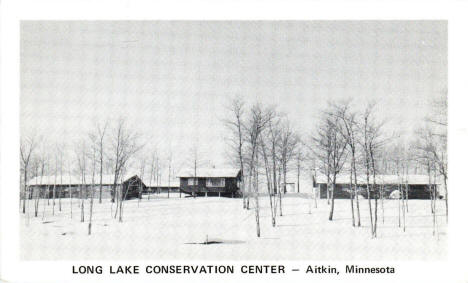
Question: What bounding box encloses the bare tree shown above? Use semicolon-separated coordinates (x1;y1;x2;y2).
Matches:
89;140;97;235
313;107;348;221
41;153;51;220
311;122;333;206
416;127;441;235
244;103;275;237
67;159;73;219
34;149;48;218
263;115;283;226
332;101;361;227
20;135;36;214
89;122;108;204
147;148;158;200
75;139;88;223
278;120;299;216
361;103;385;238
296;141;304;194
259;131;280;227
188;142;205;197
52;151;57;216
224;96;247;208
424;97;447;222
56;144;65;212
167;151;173;198
138;156;146;205
109;118;141;203
388;142;407;231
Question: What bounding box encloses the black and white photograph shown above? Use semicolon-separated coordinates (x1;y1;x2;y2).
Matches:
18;20;447;261
2;1;468;282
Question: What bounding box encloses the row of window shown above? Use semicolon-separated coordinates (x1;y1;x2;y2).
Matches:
187;178;225;187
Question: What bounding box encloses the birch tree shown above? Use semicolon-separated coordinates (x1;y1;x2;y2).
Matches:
89;122;108;204
361;103;385;238
245;103;274;237
332;102;361;227
424;97;447;221
75;140;88;223
20;135;36;214
109;119;141;203
224;96;247;208
313;108;348;221
278;120;299;216
88;140;97;235
147;148;158;200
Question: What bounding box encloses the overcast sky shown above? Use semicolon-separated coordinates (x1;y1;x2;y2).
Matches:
21;21;447;171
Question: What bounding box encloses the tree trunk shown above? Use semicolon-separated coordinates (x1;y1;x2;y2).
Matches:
373;190;378;238
22;172;27;214
34;187;40;217
52;182;56;216
366;182;374;235
80;185;85;223
42;185;48;220
329;182;335;221
280;164;287;216
443;175;448;223
352;157;361;227
261;141;276;227
69;184;73;219
402;183;407;232
381;184;384;224
349;171;355;227
88;185;94;235
398;184;401;228
255;153;261;237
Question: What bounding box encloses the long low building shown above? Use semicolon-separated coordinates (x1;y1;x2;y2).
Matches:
140;176;180;194
26;174;145;200
314;174;441;200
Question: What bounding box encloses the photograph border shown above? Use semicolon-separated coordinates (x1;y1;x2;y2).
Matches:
2;1;468;282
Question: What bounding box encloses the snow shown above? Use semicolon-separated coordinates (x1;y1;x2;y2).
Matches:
20;193;447;260
389;190;401;199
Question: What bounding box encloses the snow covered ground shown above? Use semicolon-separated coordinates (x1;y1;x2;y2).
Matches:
20;193;447;260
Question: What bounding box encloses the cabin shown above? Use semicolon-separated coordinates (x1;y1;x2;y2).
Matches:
178;168;241;197
315;174;440;200
26;174;145;201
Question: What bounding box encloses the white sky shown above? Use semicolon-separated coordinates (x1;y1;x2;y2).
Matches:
20;21;447;171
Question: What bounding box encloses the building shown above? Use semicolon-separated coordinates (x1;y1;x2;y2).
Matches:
143;181;180;194
140;175;180;195
314;174;440;200
26;173;145;200
178;168;241;197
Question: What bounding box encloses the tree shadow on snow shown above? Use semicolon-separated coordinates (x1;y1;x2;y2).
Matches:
184;238;245;245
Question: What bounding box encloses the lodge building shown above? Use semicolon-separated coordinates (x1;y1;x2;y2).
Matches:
178;168;242;197
314;174;441;200
26;174;146;200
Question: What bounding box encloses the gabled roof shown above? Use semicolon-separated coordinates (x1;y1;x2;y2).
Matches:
178;168;240;178
27;173;140;186
315;174;441;185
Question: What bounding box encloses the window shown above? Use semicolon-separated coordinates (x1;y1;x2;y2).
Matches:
207;178;225;187
188;178;198;186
